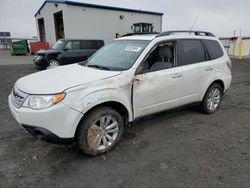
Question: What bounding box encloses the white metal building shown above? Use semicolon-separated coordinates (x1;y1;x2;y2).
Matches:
35;0;163;46
220;37;250;59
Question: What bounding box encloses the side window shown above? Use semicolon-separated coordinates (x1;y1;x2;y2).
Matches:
65;41;80;50
140;42;175;73
178;40;206;66
80;41;103;50
89;41;98;49
87;41;104;49
203;40;224;60
80;41;91;50
96;41;104;49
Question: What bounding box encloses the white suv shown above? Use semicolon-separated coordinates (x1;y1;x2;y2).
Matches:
9;31;232;156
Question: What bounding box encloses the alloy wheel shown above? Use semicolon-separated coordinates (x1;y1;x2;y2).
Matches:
49;60;60;67
87;115;119;152
207;88;221;111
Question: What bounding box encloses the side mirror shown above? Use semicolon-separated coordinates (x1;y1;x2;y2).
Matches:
136;64;145;75
64;47;69;51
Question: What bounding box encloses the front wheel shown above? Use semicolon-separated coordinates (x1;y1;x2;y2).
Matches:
77;107;124;156
201;83;223;114
48;59;60;67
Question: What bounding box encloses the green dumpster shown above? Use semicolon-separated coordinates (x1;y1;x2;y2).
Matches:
11;40;30;55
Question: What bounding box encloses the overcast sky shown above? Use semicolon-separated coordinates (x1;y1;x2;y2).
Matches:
0;0;249;38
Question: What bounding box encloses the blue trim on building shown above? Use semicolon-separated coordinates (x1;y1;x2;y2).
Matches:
35;0;164;17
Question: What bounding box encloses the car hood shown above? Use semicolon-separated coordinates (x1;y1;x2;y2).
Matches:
15;64;121;94
37;49;60;55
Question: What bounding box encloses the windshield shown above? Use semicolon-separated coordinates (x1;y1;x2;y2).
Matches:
52;40;64;50
86;40;150;71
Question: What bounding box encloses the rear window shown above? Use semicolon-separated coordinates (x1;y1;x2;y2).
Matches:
203;40;224;60
178;40;206;66
80;41;104;50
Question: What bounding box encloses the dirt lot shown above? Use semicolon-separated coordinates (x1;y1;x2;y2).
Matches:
0;59;250;188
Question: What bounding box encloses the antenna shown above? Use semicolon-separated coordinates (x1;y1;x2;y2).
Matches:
233;30;236;37
190;16;198;32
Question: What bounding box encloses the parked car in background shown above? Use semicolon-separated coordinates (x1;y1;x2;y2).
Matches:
9;31;232;156
33;39;104;69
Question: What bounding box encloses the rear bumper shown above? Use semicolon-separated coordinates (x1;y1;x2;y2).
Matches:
224;74;232;93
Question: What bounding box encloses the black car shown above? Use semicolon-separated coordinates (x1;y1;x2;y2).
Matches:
33;39;104;68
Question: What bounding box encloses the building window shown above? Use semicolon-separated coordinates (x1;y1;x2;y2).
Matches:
133;23;154;33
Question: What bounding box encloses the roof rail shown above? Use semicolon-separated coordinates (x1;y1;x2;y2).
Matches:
156;30;215;38
122;32;160;37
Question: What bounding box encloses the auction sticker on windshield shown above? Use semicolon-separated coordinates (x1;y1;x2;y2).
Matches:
125;46;142;52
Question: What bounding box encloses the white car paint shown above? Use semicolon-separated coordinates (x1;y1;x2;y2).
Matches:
9;33;232;139
8;96;82;138
133;66;183;118
16;64;121;94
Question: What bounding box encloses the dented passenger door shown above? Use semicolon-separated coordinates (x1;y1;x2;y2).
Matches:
133;41;183;118
133;67;183;118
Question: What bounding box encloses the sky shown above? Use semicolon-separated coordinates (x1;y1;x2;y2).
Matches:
0;0;250;38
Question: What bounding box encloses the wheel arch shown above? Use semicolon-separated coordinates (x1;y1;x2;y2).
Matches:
201;79;225;101
47;53;61;63
212;79;225;92
48;58;60;63
74;101;130;139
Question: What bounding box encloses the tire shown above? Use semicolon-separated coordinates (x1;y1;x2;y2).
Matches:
201;83;223;114
77;106;124;156
35;65;46;70
48;59;60;67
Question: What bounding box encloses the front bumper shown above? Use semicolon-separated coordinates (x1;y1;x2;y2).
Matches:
21;124;74;144
33;56;48;67
8;95;83;142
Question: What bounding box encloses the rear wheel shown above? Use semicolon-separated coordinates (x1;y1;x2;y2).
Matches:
77;107;124;156
201;83;222;114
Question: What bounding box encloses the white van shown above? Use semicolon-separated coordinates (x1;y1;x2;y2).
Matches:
9;31;232;156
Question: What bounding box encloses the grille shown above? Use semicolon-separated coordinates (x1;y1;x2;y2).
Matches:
11;88;28;108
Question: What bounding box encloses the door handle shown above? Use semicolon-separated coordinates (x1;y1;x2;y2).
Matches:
205;66;213;71
171;73;182;78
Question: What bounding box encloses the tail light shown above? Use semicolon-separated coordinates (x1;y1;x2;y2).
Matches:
226;59;232;71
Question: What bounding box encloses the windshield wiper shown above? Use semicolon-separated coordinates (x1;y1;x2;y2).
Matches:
86;64;110;70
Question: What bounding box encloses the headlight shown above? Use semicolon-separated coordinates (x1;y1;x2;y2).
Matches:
36;56;43;61
26;93;65;110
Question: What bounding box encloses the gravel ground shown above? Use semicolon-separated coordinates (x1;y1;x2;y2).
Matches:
0;59;250;188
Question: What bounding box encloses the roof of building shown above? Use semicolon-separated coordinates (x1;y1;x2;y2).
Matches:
35;0;164;17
